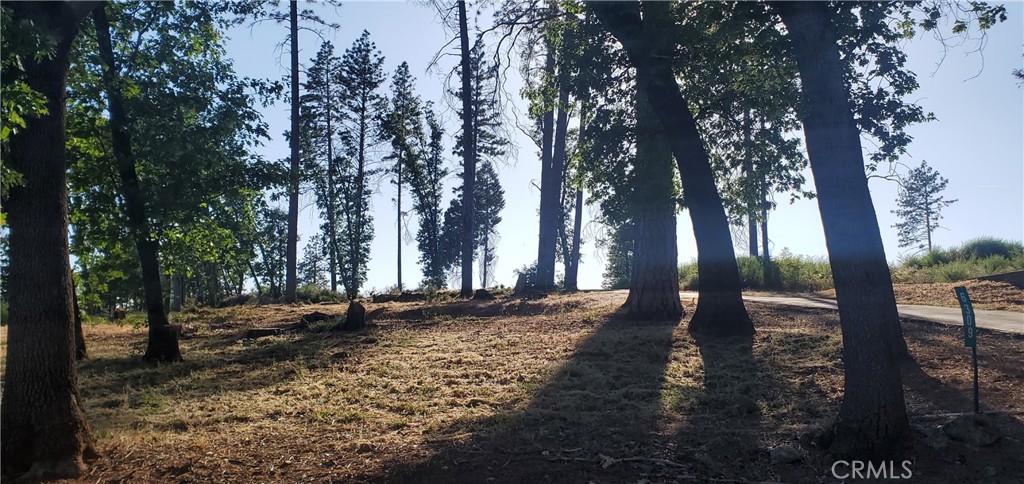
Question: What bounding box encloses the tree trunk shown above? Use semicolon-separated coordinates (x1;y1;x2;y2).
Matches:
622;89;683;321
2;3;97;478
590;1;752;336
743;109;758;257
564;187;584;291
93;5;181;363
535;39;558;290
457;0;476;298
73;280;87;360
325;67;339;293
284;0;300;303
775;0;909;459
396;153;403;292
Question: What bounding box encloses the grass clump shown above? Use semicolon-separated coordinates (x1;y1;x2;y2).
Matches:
895;237;1024;283
679;253;833;292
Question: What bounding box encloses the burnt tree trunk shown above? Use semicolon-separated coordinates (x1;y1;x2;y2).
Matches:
534;39;558;290
590;1;752;336
93;5;181;363
284;0;300;302
622;90;683;321
457;0;476;298
2;2;97;478
775;0;910;459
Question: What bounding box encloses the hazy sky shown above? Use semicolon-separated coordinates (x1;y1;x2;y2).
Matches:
224;1;1024;293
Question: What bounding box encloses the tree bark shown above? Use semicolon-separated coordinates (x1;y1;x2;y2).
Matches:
457;0;476;298
2;2;97;478
589;1;752;336
534;39;558;290
325;64;339;293
775;0;909;459
622;89;683;321
93;4;181;363
564;187;584;291
284;0;300;302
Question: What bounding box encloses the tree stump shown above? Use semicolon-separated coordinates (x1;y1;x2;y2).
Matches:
340;301;366;331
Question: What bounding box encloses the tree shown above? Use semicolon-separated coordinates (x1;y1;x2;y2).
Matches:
301;41;342;293
284;0;300;302
774;1;909;458
298;233;329;288
335;30;385;299
456;0;476;298
381;61;426;293
588;1;752;334
406;104;450;288
474;160;506;288
893;160;957;253
1;1;98;478
92;3;181;363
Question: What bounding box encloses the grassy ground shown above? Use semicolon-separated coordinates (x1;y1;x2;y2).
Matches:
2;292;1023;483
815;280;1024;312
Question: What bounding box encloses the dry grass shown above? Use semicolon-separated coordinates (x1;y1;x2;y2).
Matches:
2;291;1023;483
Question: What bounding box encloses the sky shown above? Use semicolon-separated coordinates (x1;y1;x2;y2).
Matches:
223;1;1024;293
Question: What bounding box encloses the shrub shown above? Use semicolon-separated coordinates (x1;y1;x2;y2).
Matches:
296;284;346;303
956;237;1024;260
678;261;699;290
735;256;765;289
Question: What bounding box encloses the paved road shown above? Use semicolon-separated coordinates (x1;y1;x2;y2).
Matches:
679;291;1024;335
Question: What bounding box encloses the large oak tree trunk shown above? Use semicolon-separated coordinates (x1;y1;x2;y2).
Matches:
590;1;752;336
623;90;683;320
2;2;97;478
284;0;300;302
93;4;181;363
775;1;909;459
457;0;476;298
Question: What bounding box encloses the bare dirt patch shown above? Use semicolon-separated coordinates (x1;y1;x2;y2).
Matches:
3;291;1022;483
817;280;1024;312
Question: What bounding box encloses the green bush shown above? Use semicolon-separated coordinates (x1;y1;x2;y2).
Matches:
735;256;765;289
296;284;346;303
678;261;699;290
956;237;1024;260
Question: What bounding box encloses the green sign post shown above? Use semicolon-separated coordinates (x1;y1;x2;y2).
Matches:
954;286;980;413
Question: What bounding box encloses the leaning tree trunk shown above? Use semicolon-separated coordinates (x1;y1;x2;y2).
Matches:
457;0;476;298
2;2;97;478
534;40;558;290
590;1;752;336
775;0;909;459
93;5;181;363
284;0;300;303
622;90;683;320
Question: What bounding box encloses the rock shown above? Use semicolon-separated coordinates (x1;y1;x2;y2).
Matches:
943;414;1002;447
473;288;495;300
770;445;803;464
339;301;366;331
